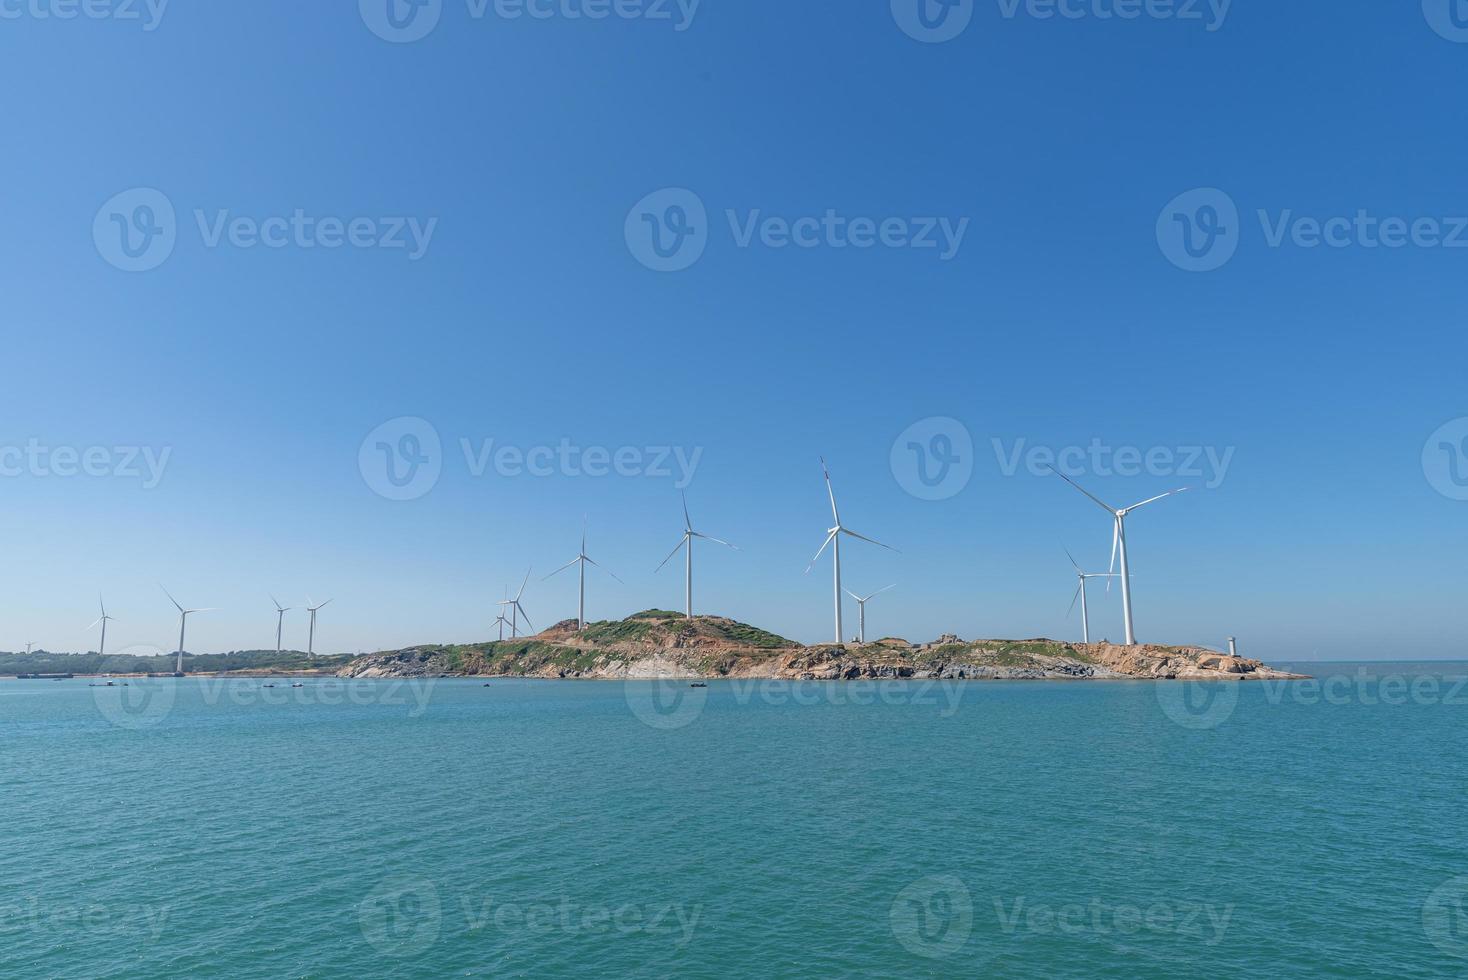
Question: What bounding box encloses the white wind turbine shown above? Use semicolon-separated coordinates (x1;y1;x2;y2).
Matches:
547;519;622;631
1064;549;1117;646
1046;468;1188;646
305;598;333;658
87;595;116;659
655;492;738;619
270;595;292;655
843;584;895;644
163;586;216;674
497;569;534;638
807;458;897;645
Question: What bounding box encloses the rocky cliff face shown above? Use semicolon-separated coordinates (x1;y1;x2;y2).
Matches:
337;611;1308;682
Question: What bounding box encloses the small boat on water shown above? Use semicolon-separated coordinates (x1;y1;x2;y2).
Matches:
690;682;708;688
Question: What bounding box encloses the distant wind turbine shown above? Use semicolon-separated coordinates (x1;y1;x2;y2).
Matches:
305;598;333;658
1064;549;1117;645
843;584;895;644
1046;467;1188;646
497;569;534;638
655;492;738;619
547;519;622;631
270;595;292;655
163;586;216;674
87;595;116;659
807;458;897;645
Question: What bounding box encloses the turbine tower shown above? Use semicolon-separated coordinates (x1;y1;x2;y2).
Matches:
163;586;216;674
655;492;738;619
1046;468;1188;646
305;598;333;658
806;458;897;645
497;569;534;638
270;595;292;655
87;595;116;658
1064;549;1117;645
547;519;622;631
843;584;895;644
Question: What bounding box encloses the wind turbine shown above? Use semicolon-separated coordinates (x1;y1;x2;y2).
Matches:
655;492;738;619
87;595;116;658
162;586;216;674
547;519;622;630
806;458;897;645
1045;467;1188;646
270;595;292;655
305;598;333;658
1064;549;1117;645
497;569;534;638
843;584;895;644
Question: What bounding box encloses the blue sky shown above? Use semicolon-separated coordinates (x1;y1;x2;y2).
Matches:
1;1;1465;660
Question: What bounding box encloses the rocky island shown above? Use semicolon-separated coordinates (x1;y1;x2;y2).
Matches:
337;610;1308;682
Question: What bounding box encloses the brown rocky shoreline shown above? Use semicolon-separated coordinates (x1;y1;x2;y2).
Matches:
336;611;1310;682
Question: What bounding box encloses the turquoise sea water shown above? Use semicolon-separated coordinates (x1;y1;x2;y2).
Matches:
4;664;1468;978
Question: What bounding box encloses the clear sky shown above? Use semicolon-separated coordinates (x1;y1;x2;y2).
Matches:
2;1;1465;661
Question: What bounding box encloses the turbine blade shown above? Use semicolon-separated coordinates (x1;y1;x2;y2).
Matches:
820;457;841;525
86;617;103;630
805;529;838;573
516;567;532;600
160;585;183;612
844;589;861;602
583;556;624;584
270;593;284;612
874;584;896;597
681;491;692;532
1043;465;1116;514
1122;487;1191;513
514;603;533;632
1107;519;1120;593
655;536;689;573
840;527;898;553
544;558;581;580
1063;547;1082;573
692;532;738;550
1067;582;1082;617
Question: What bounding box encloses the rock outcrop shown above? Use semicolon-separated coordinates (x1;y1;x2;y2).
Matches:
337;611;1308;682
